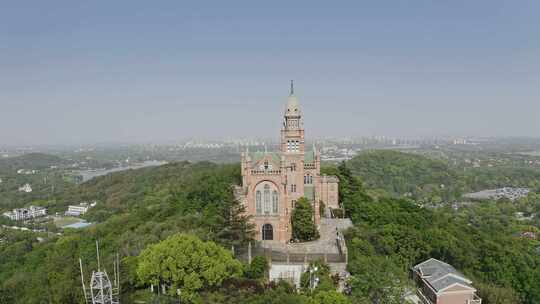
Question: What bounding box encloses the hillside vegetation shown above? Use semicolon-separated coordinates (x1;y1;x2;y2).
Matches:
346;150;462;201
0;155;539;303
334;161;540;304
0;153;75;210
346;150;540;202
0;161;258;303
0;153;68;172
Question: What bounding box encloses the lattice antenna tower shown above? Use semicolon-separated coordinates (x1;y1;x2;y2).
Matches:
79;241;120;304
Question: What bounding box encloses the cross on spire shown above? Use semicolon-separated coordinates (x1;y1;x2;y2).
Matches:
290;80;294;96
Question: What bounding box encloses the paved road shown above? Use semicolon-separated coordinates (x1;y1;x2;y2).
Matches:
262;218;352;254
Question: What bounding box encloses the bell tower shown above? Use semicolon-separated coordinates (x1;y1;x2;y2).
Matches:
281;80;305;154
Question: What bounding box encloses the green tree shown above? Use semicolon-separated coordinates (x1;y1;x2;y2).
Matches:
291;197;319;241
311;290;351;304
476;282;522;304
136;233;243;303
334;161;374;221
300;261;334;294
215;193;255;248
244;256;269;280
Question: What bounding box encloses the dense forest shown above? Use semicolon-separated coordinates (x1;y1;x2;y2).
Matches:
0;151;539;303
345;150;463;201
346;150;540;202
0;153;68;172
0;153;76;210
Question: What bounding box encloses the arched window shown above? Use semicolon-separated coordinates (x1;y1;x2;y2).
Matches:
256;191;262;214
264;161;269;170
262;224;273;240
264;184;271;214
272;190;279;214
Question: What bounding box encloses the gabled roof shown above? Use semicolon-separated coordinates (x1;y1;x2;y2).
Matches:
248;152;281;169
413;258;474;292
249;152;281;162
304;150;315;163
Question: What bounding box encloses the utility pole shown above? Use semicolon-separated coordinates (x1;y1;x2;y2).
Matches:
309;266;319;292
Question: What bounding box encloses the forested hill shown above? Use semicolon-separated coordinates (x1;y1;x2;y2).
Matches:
0;159;539;303
345;150;540;201
60;161;242;220
0;153;68;172
346;150;462;200
0;161;252;303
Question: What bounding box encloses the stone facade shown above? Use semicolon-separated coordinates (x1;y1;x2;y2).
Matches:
237;83;339;243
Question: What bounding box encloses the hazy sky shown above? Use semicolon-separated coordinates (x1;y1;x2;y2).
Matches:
1;1;539;145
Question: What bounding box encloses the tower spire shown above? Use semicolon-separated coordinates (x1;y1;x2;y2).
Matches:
290;80;294;96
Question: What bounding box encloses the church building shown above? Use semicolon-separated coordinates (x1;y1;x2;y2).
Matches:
237;82;339;243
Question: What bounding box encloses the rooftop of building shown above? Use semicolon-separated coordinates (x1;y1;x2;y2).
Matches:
246;150;317;167
413;258;474;292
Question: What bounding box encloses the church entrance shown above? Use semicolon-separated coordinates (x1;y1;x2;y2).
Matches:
262;224;273;240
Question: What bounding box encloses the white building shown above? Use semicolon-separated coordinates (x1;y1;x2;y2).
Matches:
269;264;306;288
18;183;32;193
65;201;97;216
3;206;47;221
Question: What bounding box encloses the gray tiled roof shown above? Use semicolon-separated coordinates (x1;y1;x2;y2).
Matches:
304;150;315;163
431;275;472;291
248;151;316;167
249;152;281;163
413;258;473;292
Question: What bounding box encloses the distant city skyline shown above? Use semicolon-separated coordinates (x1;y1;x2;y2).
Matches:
1;1;539;145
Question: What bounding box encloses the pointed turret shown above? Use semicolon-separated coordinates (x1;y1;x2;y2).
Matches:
281;81;305;153
285;80;300;116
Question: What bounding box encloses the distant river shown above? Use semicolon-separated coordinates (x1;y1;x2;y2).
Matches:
76;160;168;182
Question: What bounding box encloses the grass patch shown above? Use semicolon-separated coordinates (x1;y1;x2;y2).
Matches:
54;216;83;228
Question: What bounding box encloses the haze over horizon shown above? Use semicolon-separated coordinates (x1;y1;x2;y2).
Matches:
1;1;539;145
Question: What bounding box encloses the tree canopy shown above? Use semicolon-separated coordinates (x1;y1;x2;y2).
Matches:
137;233;243;302
291;197;319;241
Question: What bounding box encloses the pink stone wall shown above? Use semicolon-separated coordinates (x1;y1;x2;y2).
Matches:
239;94;339;243
438;292;475;304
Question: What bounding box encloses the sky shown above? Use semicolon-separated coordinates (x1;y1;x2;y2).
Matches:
1;1;539;145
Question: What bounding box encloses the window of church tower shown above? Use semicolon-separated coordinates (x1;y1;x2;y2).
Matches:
287;140;300;152
290;184;296;192
263;184;271;214
291;163;296;171
256;190;262;214
272;190;278;214
264;161;269;170
292;140;300;152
